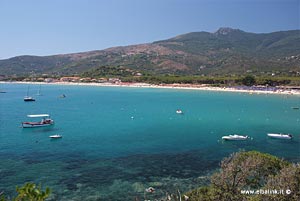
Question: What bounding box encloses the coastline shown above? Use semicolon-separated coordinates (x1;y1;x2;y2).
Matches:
1;81;300;95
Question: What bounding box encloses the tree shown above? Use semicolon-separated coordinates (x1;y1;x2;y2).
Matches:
241;75;256;86
186;151;299;201
210;151;289;200
262;163;300;201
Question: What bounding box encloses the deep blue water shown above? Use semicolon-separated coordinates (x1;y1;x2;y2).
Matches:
0;83;299;200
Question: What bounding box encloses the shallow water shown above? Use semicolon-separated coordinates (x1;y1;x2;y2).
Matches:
0;83;299;200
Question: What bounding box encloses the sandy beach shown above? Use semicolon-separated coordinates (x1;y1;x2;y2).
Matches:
1;81;300;95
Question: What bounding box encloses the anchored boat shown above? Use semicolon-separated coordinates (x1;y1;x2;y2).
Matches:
267;133;293;139
222;134;249;141
24;86;35;101
176;109;183;114
24;96;35;101
49;134;62;139
21;114;54;128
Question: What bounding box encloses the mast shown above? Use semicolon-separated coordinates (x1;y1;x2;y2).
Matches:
27;86;30;96
37;84;42;96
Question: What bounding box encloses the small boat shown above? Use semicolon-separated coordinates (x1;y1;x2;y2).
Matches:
22;114;54;128
176;109;183;114
267;133;293;139
24;96;35;101
59;94;66;98
222;134;249;141
291;107;299;110
49;134;62;139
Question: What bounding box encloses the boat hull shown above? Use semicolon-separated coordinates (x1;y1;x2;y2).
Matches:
222;135;249;141
49;135;62;139
24;99;35;102
22;122;54;128
222;137;248;141
267;133;292;139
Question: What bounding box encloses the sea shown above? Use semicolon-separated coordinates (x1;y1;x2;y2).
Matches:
0;83;299;200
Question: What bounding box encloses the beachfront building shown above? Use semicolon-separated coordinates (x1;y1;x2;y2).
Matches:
60;77;81;82
97;78;108;83
79;77;92;82
108;78;121;84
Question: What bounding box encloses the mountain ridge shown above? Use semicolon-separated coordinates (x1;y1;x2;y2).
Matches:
1;28;300;77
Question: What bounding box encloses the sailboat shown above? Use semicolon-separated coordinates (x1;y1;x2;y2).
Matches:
24;86;35;101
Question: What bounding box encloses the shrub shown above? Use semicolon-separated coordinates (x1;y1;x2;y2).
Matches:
186;151;298;201
1;183;50;201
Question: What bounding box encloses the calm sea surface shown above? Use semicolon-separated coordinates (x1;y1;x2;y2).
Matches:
0;83;299;200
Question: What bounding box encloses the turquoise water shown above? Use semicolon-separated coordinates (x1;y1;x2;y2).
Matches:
0;83;300;200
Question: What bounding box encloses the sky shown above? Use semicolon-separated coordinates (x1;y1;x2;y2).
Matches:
0;0;299;59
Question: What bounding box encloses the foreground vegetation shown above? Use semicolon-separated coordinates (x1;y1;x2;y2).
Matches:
186;151;300;201
1;151;299;201
0;183;50;201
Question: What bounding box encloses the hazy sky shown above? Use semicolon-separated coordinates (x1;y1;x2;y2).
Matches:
0;0;299;59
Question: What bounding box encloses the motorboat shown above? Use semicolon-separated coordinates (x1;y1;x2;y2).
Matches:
222;134;249;141
176;109;183;114
267;133;293;139
49;134;62;139
22;114;54;128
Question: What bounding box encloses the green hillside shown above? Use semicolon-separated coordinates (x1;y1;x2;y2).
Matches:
0;28;299;77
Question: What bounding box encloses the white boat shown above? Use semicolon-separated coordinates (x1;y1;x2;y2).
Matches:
22;114;54;128
176;109;183;114
222;134;249;141
267;133;293;139
24;96;35;101
49;134;62;139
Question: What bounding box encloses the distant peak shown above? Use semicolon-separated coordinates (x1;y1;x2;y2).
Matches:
214;27;242;35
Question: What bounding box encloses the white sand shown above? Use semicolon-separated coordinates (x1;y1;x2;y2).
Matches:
2;81;300;95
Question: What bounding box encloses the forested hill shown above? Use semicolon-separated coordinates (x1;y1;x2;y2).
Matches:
1;28;299;77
